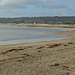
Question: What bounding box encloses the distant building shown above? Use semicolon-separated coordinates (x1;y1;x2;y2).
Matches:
57;21;63;24
34;22;36;24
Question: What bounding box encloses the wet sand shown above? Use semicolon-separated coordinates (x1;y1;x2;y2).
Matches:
0;24;75;75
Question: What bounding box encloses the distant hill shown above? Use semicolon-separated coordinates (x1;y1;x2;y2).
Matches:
0;16;75;24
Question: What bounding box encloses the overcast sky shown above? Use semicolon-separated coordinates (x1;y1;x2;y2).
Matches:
0;0;75;17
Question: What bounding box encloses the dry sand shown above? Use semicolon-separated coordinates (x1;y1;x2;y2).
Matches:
0;24;75;75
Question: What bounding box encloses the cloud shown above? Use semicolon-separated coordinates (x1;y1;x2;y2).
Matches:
72;0;75;1
0;0;70;10
0;0;40;8
0;0;38;8
0;0;74;17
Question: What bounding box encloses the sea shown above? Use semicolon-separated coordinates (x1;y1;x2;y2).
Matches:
0;25;71;45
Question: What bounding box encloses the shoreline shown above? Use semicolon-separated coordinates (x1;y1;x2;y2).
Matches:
0;23;75;31
0;24;75;75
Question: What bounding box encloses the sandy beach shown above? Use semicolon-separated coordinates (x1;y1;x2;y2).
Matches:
0;24;75;75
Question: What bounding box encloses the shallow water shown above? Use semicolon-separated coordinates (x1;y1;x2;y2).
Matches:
0;25;71;45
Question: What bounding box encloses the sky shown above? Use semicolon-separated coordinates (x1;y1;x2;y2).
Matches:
0;0;75;17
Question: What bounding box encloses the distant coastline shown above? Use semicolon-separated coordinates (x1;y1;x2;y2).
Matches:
0;23;75;31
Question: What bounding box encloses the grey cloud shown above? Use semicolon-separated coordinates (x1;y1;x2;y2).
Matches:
0;0;37;8
0;0;39;8
0;0;73;11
